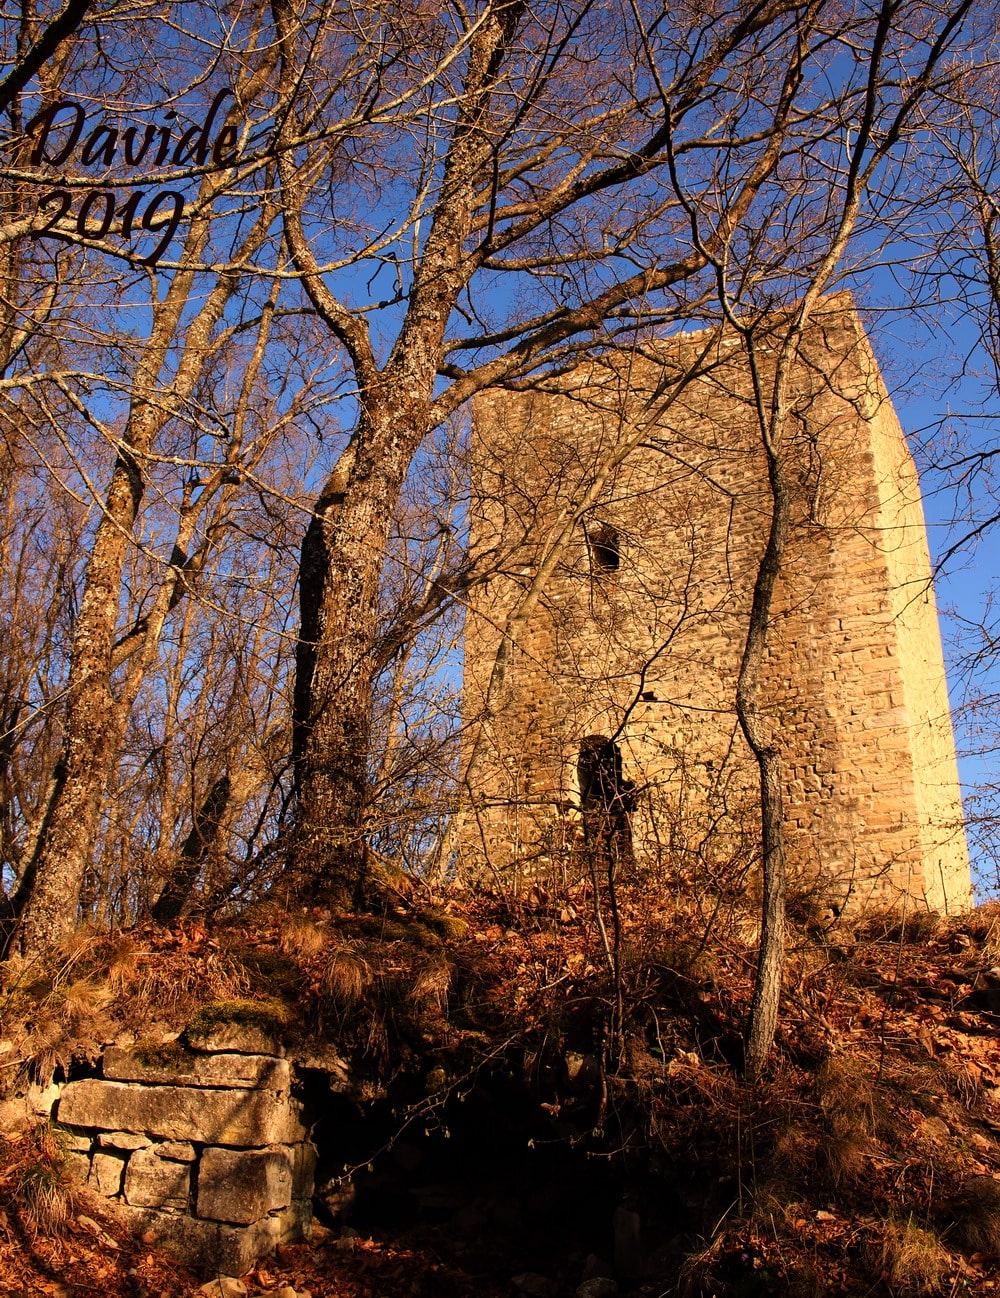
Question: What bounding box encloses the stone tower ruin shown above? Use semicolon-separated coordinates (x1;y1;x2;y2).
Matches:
461;295;971;914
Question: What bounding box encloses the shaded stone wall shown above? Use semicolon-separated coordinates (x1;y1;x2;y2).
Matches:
462;296;970;914
55;1040;315;1274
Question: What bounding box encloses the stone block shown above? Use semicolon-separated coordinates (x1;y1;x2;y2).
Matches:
57;1080;305;1146
295;1043;350;1090
290;1140;318;1199
98;1131;151;1150
197;1146;293;1225
118;1205;279;1274
28;1080;62;1116
272;1197;312;1245
88;1151;126;1196
184;1022;284;1056
65;1151;91;1183
104;1046;291;1092
155;1140;196;1161
57;1127;94;1153
576;1280;618;1298
124;1148;191;1209
199;1281;247;1298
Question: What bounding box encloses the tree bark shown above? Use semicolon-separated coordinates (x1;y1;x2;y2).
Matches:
13;437;152;957
278;0;530;907
292;397;431;906
738;428;791;1079
151;775;232;925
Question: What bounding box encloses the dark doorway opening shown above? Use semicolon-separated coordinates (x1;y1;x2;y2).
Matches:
578;736;635;861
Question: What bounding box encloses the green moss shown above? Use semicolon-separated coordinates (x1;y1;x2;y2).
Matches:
130;1038;194;1071
417;908;470;941
341;909;468;948
351;915;414;943
230;947;303;994
185;997;294;1037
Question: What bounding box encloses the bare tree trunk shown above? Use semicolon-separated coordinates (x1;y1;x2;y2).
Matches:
738;431;791;1078
292;401;428;906
741;752;788;1077
150;774;232;925
13;439;151;956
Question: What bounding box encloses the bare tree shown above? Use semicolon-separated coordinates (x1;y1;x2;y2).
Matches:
270;0;840;904
1;7;322;955
263;0;990;1086
0;0;95;119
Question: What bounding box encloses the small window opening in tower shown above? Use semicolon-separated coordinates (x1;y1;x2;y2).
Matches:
588;521;620;572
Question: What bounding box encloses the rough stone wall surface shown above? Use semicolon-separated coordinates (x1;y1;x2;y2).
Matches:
462;295;971;914
55;1037;315;1275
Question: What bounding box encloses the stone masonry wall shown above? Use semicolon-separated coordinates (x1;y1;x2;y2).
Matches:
54;1035;315;1275
462;295;971;914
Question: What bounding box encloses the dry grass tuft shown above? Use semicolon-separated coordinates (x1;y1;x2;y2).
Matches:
8;1129;82;1235
279;914;327;958
102;934;142;993
59;978;112;1025
816;1055;873;1115
53;925;103;968
944;1060;982;1109
410;959;452;1010
820;1126;870;1186
322;947;372;1005
953;1175;1000;1255
677;1235;724;1298
782;1259;827;1298
767;1124;815;1179
25;1045;60;1088
854;908;942;946
816;1056;873;1185
873;1216;950;1295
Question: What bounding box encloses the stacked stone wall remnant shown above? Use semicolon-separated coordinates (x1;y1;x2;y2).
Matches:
54;1037;316;1275
462;295;971;914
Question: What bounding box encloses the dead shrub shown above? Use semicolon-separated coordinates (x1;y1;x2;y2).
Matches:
873;1216;950;1295
952;1175;1000;1255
